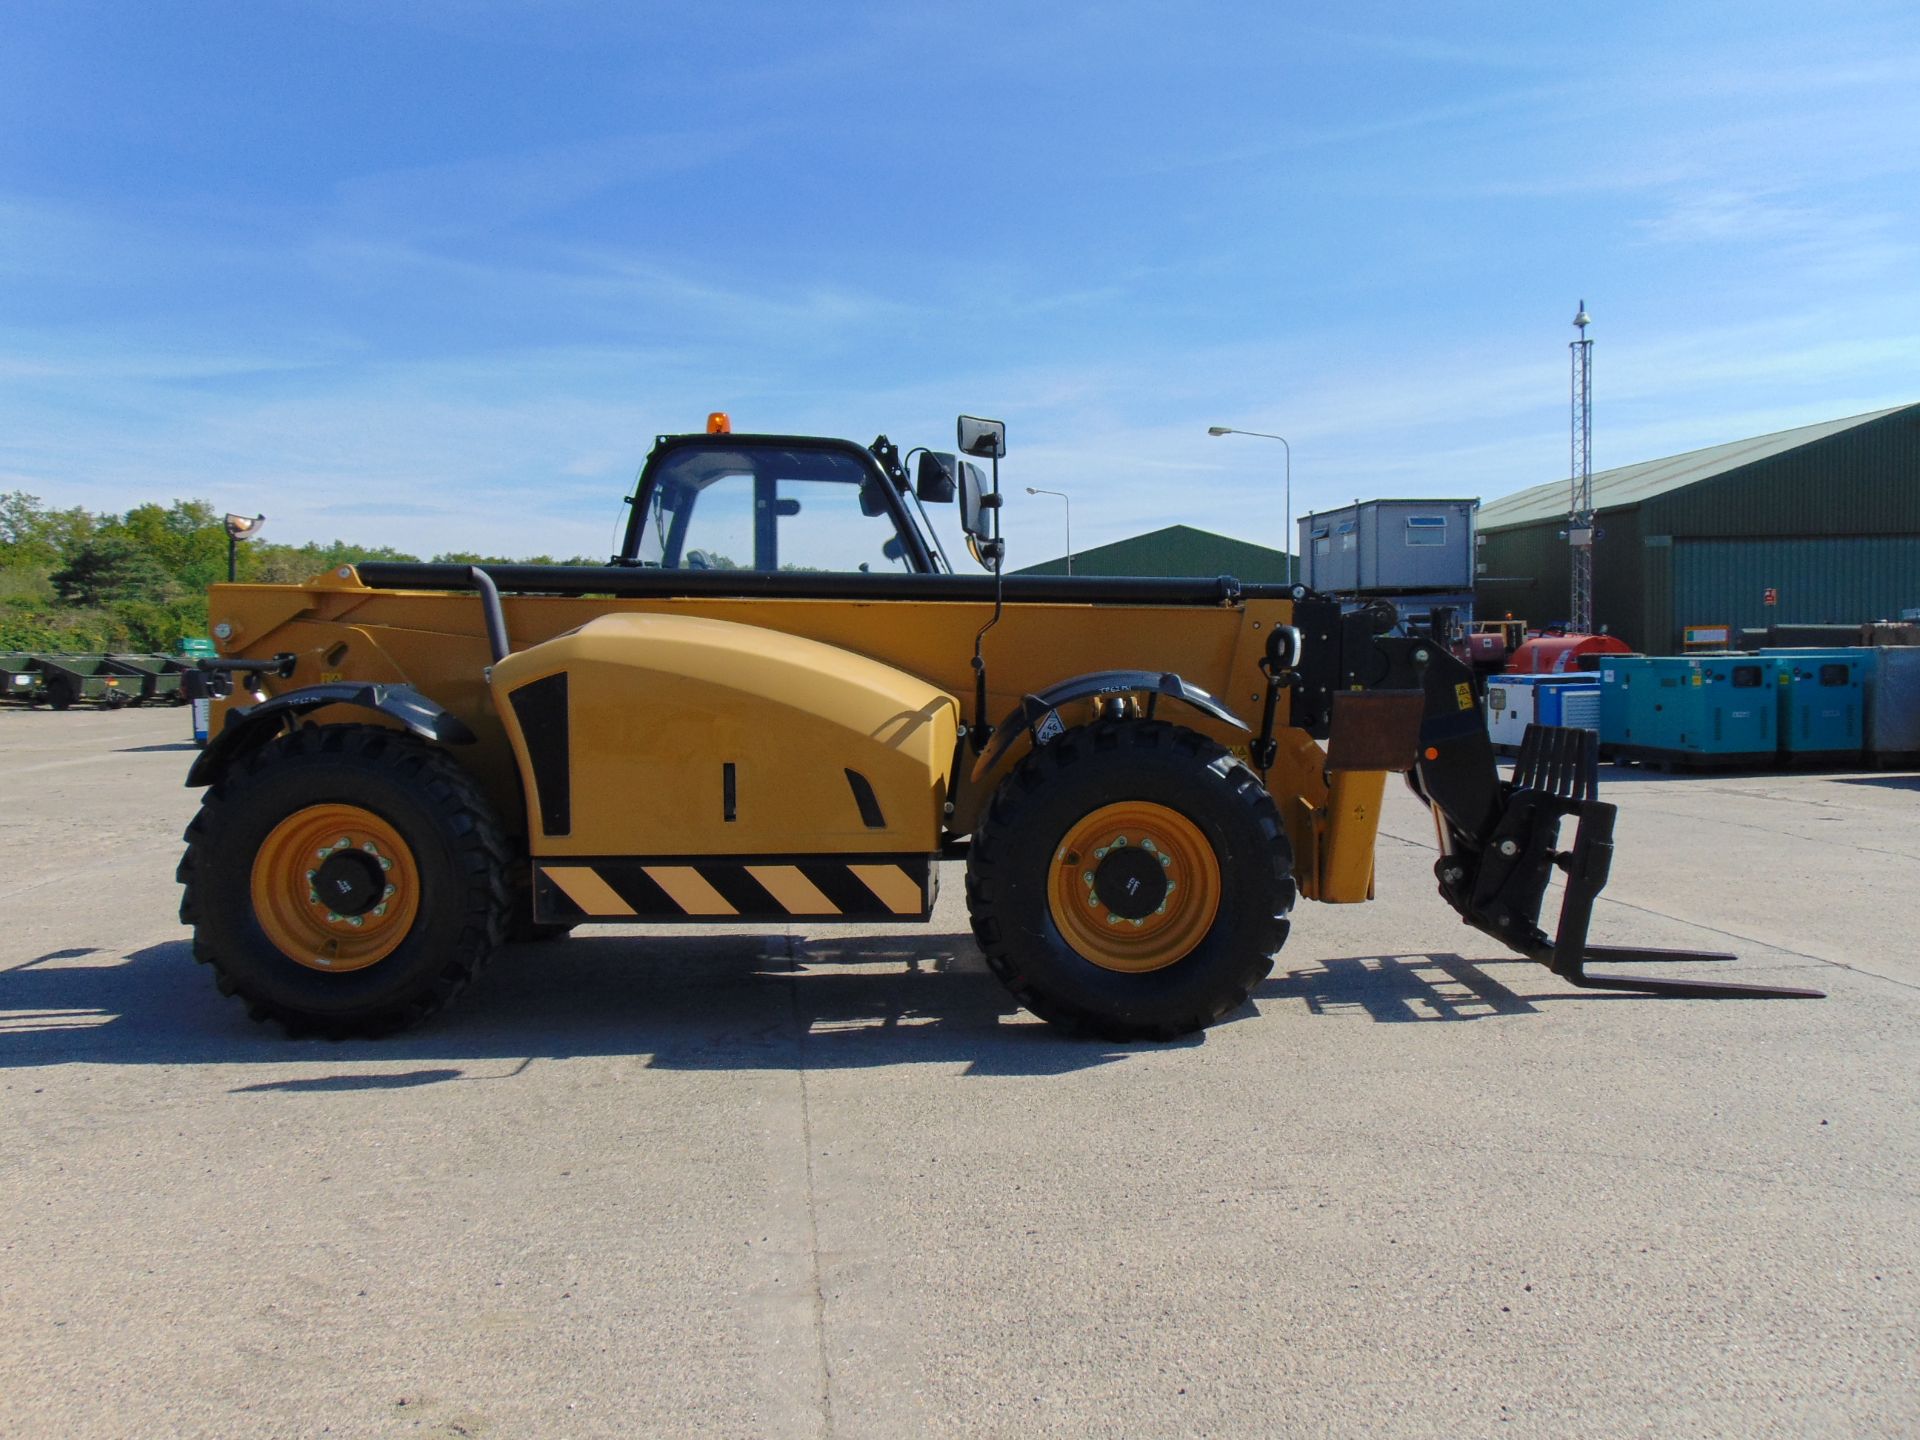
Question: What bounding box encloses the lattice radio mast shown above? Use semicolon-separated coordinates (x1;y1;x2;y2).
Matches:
1569;300;1594;633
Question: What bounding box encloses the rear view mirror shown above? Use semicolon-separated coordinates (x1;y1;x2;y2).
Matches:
858;479;887;517
916;451;958;503
957;415;1006;459
958;461;991;540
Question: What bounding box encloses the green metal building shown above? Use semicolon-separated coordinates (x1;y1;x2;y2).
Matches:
1015;524;1295;582
1477;403;1920;651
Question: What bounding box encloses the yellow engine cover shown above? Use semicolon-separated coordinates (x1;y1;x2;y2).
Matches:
491;612;959;858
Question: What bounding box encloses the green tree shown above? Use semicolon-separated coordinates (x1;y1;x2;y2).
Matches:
0;491;94;568
49;535;179;607
103;500;227;591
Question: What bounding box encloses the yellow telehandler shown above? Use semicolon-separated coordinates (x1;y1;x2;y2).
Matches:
178;414;1819;1037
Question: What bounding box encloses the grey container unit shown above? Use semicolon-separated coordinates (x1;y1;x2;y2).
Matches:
1866;646;1920;764
1298;499;1478;595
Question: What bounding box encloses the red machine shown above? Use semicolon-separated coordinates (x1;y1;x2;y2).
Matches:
1464;618;1527;677
1508;633;1632;674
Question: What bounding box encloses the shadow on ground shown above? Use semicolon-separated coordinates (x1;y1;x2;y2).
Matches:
0;933;1138;1077
1;933;1655;1077
1258;952;1542;1022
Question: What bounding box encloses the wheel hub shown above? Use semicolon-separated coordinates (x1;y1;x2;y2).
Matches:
1047;801;1222;974
1091;845;1169;919
313;849;385;917
251;804;417;972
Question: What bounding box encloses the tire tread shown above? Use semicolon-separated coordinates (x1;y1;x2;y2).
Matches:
178;724;511;1038
966;720;1294;1041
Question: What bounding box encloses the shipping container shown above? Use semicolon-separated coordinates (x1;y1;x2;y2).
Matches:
1298;499;1477;594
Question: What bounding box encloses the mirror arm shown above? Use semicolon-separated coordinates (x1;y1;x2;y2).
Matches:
968;450;1007;752
900;447;953;574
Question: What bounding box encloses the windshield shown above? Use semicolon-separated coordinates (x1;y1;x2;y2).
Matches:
635;445;916;573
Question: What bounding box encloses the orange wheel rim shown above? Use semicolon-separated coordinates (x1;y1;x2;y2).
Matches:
1046;801;1221;973
250;803;420;973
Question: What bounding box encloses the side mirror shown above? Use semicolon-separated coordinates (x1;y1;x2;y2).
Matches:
916;451;958;503
957;415;1006;459
958;460;991;539
858;480;886;518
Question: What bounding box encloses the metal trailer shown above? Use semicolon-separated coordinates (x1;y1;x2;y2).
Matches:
1759;649;1870;763
30;654;135;710
1484;675;1601;754
1599;654;1784;768
103;653;191;705
1;653;43;704
1865;646;1920;765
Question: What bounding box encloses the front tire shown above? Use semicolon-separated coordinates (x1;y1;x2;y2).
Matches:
178;724;511;1036
966;721;1294;1041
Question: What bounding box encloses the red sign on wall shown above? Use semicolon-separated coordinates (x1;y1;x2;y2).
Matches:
1763;587;1778;606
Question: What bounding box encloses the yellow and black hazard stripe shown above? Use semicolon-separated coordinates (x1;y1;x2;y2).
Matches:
532;854;934;923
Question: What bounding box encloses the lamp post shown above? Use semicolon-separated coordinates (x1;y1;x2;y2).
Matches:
1206;426;1292;584
1025;486;1072;575
224;513;267;582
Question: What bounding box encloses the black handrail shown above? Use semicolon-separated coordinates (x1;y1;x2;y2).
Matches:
357;561;1292;608
468;566;510;664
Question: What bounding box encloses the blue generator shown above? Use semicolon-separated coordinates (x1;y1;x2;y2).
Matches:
1759;649;1871;762
1598;654;1783;767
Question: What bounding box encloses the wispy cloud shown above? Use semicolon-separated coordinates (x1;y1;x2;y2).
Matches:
327;129;765;242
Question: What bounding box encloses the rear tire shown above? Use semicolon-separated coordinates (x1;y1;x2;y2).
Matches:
178;724;510;1036
45;677;74;711
966;721;1294;1041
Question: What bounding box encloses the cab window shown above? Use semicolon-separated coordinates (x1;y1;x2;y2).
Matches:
636;445;911;573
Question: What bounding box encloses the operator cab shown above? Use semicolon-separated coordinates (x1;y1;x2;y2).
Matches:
621;423;947;575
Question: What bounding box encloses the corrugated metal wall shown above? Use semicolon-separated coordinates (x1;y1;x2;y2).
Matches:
1672;536;1920;636
1477;404;1920;651
1477;509;1644;643
1645;407;1920;537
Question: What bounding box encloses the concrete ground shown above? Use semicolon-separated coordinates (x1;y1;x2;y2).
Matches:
1;705;1915;1439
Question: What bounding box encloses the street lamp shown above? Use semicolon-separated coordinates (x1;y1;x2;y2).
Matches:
1207;426;1292;585
1025;486;1072;575
224;512;267;582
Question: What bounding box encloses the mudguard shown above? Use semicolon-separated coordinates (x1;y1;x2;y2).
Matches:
970;669;1248;782
185;682;475;787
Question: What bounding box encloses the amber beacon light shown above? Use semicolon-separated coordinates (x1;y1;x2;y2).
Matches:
706;411;732;435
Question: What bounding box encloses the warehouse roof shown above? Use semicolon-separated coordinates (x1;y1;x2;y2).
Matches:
1014;523;1293;580
1478;405;1909;530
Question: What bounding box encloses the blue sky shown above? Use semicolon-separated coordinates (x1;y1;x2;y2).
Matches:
4;1;1917;567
